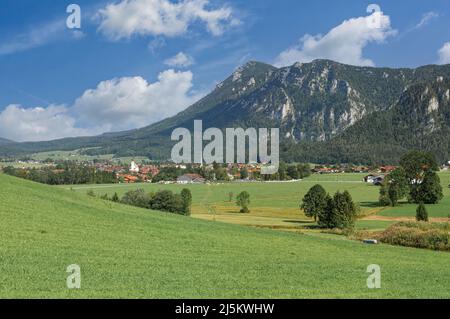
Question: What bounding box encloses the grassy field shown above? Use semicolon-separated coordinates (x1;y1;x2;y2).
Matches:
29;149;149;164
1;173;450;298
379;172;450;218
64;172;450;230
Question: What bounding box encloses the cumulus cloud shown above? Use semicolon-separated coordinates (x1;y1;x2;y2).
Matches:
97;0;237;40
73;69;201;132
438;42;450;64
0;104;99;142
0;70;202;141
274;12;396;67
164;52;195;67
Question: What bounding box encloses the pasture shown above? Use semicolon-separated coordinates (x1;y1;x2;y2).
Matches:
65;172;450;230
1;173;450;298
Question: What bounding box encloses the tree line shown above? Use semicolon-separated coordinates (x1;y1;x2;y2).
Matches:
96;188;192;216
2;164;117;185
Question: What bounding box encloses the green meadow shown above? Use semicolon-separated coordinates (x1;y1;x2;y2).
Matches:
1;172;449;298
65;172;450;230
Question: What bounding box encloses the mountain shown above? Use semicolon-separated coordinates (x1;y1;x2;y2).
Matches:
1;60;450;164
282;77;450;164
0;138;14;146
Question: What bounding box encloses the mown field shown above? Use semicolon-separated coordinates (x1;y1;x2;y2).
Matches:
1;173;450;298
65;172;450;230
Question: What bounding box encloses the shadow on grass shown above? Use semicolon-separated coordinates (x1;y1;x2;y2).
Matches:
283;219;315;225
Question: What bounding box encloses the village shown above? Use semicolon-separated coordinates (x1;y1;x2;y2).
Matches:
3;155;450;186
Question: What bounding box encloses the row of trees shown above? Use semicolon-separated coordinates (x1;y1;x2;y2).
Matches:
99;188;192;216
301;185;358;229
379;151;443;206
3;165;117;185
152;162;311;183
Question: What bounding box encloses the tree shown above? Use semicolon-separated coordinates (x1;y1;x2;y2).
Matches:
301;184;327;221
416;203;428;222
286;165;299;179
297;163;311;179
111;192;119;202
236;191;250;213
400;151;439;182
318;191;357;229
150;190;183;213
412;170;443;204
121;189;151;208
180;188;192;216
278;162;287;180
378;178;391;206
331;191;357;229
317;194;334;228
380;167;409;206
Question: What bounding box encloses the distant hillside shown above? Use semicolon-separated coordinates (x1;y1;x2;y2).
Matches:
1;60;450;164
0;138;13;146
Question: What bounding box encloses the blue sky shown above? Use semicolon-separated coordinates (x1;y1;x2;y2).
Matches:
1;0;450;141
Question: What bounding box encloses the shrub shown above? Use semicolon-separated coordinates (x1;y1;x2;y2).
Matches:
416;203;428;222
377;222;450;251
121;189;151;208
150;190;183;213
236;191;250;213
111;192;119;202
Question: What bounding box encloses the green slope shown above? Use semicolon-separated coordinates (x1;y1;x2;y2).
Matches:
0;173;449;298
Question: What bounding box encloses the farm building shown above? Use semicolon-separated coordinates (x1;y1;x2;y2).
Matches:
177;174;206;184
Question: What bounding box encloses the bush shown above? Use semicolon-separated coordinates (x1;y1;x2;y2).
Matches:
111;192;119;202
416;203;428;222
377;222;450;251
121;189;151;208
236;191;250;213
149;190;183;213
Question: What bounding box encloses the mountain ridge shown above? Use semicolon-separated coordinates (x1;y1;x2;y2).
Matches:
1;59;450;164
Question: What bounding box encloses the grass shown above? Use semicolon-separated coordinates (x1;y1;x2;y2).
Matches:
1;173;450;298
379;172;450;218
29;149;149;164
63;172;450;231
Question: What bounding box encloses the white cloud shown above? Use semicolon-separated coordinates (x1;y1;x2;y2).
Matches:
97;0;236;40
0;104;98;142
164;52;195;67
438;42;450;64
274;12;396;67
414;11;439;30
0;20;64;56
0;70;202;141
73;70;202;132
